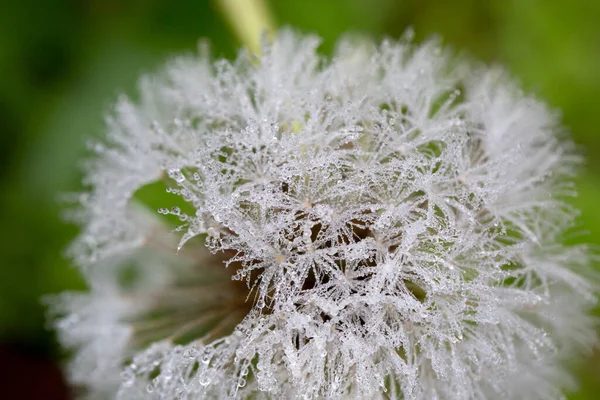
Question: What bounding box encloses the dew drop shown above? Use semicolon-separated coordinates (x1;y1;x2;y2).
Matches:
168;168;186;183
199;375;211;386
121;370;135;387
207;227;220;239
184;347;198;359
257;298;265;309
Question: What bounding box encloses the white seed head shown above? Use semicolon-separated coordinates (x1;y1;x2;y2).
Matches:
51;30;597;399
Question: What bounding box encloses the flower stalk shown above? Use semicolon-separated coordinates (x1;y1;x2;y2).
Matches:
215;0;276;54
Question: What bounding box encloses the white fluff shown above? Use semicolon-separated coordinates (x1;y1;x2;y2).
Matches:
51;29;597;399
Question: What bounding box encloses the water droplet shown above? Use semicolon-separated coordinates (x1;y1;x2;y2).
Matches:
181;189;193;201
257;298;265;309
207;227;220;239
184;347;198;359
121;370;135;387
199;375;211;386
168;168;186;183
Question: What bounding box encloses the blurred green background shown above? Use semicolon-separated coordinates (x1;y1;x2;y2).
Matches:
0;0;599;398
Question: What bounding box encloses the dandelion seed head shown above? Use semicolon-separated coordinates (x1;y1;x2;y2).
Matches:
51;30;597;399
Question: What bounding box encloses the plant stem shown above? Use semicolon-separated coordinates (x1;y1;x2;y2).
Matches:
215;0;276;55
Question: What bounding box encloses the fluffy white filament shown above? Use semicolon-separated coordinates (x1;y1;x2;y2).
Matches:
50;30;597;399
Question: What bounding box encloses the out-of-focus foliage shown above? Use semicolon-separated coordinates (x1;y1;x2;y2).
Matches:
0;0;598;398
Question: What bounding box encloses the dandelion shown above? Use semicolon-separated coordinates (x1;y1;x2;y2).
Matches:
49;29;597;399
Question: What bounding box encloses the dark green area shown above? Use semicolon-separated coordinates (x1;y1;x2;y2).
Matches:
0;0;598;397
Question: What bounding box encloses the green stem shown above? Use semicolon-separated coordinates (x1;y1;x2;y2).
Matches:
215;0;277;55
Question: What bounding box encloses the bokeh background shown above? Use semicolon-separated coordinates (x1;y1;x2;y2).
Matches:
1;0;599;398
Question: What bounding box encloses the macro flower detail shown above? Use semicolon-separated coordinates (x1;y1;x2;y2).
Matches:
50;30;597;399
